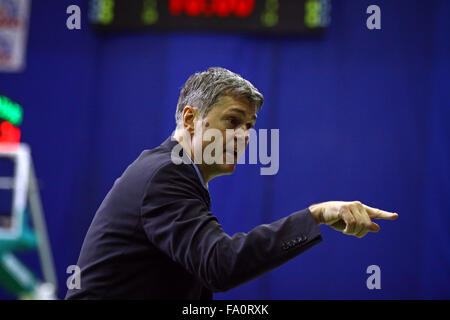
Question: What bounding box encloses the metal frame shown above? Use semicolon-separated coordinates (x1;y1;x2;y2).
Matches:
0;143;57;298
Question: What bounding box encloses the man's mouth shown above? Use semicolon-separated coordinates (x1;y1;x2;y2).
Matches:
224;149;238;158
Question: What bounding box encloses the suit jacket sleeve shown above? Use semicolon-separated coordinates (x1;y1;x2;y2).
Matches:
140;162;322;293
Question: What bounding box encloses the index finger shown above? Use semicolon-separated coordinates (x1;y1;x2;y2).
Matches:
363;204;399;220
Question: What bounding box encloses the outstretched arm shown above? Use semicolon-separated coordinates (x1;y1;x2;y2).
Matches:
141;162;322;293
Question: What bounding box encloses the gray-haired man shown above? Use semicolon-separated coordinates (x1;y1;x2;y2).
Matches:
66;67;398;299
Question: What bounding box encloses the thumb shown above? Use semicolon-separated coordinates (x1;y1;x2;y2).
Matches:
369;222;380;232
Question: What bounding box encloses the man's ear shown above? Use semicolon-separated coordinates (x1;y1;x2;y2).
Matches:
182;105;196;134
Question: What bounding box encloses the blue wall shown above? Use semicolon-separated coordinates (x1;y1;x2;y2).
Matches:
0;0;448;299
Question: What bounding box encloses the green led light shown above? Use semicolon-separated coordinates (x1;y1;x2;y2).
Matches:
142;0;158;25
261;12;278;27
305;0;321;28
261;0;279;27
0;96;23;127
99;0;115;25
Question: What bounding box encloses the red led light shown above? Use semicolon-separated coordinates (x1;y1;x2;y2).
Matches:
235;0;254;17
169;0;184;15
0;121;21;150
169;0;254;18
213;0;231;17
185;0;204;16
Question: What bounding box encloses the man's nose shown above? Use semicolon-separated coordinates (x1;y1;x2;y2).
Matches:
234;127;250;144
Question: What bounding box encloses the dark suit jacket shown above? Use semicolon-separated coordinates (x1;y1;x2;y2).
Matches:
65;137;322;300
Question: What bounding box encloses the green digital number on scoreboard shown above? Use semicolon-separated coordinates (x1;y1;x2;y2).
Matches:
89;0;331;35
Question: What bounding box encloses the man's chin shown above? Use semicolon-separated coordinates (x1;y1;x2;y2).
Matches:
218;163;237;175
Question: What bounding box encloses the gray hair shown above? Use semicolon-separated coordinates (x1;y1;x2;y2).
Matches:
175;67;264;126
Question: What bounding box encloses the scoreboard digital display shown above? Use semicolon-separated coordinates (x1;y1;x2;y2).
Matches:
89;0;331;35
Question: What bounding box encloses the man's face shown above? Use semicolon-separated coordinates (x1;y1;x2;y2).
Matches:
191;95;257;181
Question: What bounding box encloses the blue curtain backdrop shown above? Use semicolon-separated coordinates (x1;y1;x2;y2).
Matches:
0;0;448;299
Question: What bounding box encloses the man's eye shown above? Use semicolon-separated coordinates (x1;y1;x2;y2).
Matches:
227;117;237;126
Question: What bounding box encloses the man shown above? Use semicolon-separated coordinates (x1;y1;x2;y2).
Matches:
66;67;398;300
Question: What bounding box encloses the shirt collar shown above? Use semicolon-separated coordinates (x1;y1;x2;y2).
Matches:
185;153;209;190
169;134;208;190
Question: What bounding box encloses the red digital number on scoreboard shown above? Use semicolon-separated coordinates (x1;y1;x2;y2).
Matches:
169;0;255;18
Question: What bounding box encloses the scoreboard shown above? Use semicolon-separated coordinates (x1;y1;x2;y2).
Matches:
89;0;331;35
